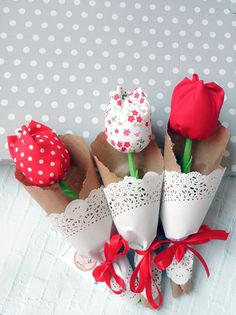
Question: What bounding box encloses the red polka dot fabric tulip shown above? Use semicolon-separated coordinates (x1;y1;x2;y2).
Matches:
105;86;152;153
169;73;225;140
8;120;70;187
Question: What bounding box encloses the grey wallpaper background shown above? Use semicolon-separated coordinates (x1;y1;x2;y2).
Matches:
0;0;236;172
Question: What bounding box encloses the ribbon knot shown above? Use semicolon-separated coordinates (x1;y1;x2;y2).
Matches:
92;234;130;294
130;241;163;309
154;225;229;278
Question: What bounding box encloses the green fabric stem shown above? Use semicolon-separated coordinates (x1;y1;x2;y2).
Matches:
59;180;78;200
181;138;193;174
128;152;139;179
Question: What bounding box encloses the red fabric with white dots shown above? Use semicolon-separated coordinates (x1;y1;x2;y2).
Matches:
7;120;71;187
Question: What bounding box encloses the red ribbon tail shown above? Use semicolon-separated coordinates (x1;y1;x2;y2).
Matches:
186;245;210;277
145;272;163;309
108;265;126;295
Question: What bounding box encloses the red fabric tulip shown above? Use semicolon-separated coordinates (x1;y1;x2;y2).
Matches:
169;74;224;140
8;120;70;187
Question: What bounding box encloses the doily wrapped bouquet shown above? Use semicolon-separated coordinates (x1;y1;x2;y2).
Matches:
160;74;230;297
7;74;230;310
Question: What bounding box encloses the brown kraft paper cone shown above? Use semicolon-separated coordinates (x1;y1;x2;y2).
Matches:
15;134;100;214
164;123;230;297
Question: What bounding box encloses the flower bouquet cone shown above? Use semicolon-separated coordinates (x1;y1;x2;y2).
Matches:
91;87;164;309
159;75;230;297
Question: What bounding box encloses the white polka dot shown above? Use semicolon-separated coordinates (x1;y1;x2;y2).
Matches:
231;136;236;143
8;113;15;120
179;6;186;12
223;150;230;157
0;127;5;135
172;67;179;74
119;1;126;8
195;56;202;62
187;18;193;25
40;148;45;153
156;93;164;100
4;72;11;79
125;65;132;71
28;167;32;172
76;89;84;96
58;115;66;123
67;102;75;109
28;156;32;161
36;74;44;81
82;131;90;138
78;63;85;69
187;42;194;49
34;101;42;108
219;69;226;75
60;88;67;95
156;120;164;127
51;101;58;109
50;172;54;177
102;76;109;84
1;99;8;106
75;116;82;124
227;82;234;89
164;4;171;11
28;86;35;94
55;48;62;55
38;170;43;175
51;151;56;155
226;56;233;63
50;162;55;166
148;79;156;86
43;88;51;95
92;117;99;124
41;22;48;29
203;68;210;75
210;56;217;62
53;74;60;81
14;59;21;66
164;80;171;87
229;108;236;115
39;48;46;54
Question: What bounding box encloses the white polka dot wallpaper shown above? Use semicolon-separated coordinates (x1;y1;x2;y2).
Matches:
0;0;236;172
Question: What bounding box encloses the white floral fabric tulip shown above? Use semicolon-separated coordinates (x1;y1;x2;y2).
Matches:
105;86;152;153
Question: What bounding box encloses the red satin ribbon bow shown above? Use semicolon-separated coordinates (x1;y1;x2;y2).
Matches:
155;225;229;277
92;234;130;294
130;241;163;309
130;225;228;309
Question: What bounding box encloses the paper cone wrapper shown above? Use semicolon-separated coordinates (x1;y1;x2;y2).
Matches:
16;135;112;261
15;135;100;214
48;188;112;260
161;123;230;288
91;132;164;250
161;168;225;240
92;132;163;308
